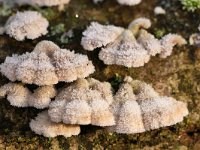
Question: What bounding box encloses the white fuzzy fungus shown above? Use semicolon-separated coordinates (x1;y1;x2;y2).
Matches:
107;76;189;134
3;11;49;41
81;18;186;67
0;83;56;108
189;25;200;47
154;6;166;15
48;78;115;126
30;111;80;138
0;41;95;86
81;22;124;51
159;34;187;58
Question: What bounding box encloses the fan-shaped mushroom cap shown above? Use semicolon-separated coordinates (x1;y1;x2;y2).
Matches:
128;18;151;35
28;85;57;108
0;83;30;107
81;18;186;68
108;82;145;134
107;76;189;134
0;83;56;108
0;41;95;86
33;40;60;56
159;34;187;58
30;111;80;138
125;77;159;101
48;78;115;126
140;97;189;130
81;22;124;51
15;0;70;7
4;11;49;41
16;52;58;86
99;30;150;67
137;29;162;56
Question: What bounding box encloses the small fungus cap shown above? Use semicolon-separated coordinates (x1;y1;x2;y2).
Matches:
48;78;115;126
30;111;80;138
0;83;56;108
0;41;95;85
107;76;189;134
4;11;49;41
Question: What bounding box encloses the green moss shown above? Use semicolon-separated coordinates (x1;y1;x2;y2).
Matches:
153;28;166;39
180;0;200;11
50;23;65;36
0;5;12;17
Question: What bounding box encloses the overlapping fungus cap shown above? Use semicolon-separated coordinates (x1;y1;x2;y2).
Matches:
48;78;115;126
30;111;80;138
107;76;189;134
3;11;49;41
0;83;56;108
81;22;124;51
0;40;95;86
81;18;186;68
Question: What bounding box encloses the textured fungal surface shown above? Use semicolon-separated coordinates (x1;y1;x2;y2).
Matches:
189;24;200;47
48;78;115;126
0;41;95;85
0;83;56;108
3;11;49;41
30;111;80;138
108;77;189;134
82;18;186;67
0;0;199;149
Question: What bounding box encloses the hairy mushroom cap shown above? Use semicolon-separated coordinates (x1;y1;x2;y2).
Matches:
137;29;162;56
0;41;95;85
33;40;60;56
4;11;49;41
128;18;151;35
30;111;80;138
154;6;166;15
108;82;145;134
16;52;59;86
126;78;159;101
28;85;57;109
107;76;189;134
189;24;200;47
159;34;187;58
81;18;185;68
99;30;150;67
81;22;124;51
0;83;30;107
15;0;70;7
0;83;56;108
48;78;115;126
0;54;28;81
140;97;189;130
117;0;142;5
53;49;95;82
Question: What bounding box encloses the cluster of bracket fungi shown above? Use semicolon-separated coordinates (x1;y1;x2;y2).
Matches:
0;0;189;138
